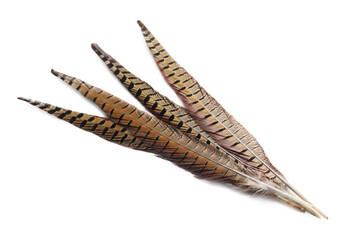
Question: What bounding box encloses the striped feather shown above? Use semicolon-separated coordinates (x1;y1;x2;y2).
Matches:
18;97;150;151
137;21;327;218
137;20;284;182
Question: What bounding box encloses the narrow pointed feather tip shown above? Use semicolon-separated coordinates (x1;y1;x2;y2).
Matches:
91;43;114;63
50;69;75;82
17;97;45;107
91;43;106;56
137;20;147;31
51;69;69;81
18;97;31;102
51;69;59;77
50;69;66;81
91;43;99;51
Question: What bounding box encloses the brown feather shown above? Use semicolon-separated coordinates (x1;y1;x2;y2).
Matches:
137;20;285;183
17;97;150;152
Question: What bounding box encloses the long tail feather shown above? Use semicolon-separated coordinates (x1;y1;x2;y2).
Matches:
17;97;150;151
136;21;280;177
137;20;327;218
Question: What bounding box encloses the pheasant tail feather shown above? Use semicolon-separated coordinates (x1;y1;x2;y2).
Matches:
137;20;326;218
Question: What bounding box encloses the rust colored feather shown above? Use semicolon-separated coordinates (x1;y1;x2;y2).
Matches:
17;97;150;152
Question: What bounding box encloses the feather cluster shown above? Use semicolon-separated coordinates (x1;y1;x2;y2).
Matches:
19;21;326;218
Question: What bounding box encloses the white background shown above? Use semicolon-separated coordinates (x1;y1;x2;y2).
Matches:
1;0;350;239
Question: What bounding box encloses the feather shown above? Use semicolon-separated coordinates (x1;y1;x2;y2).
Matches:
17;21;327;218
137;20;326;218
136;20;279;177
17;97;150;152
